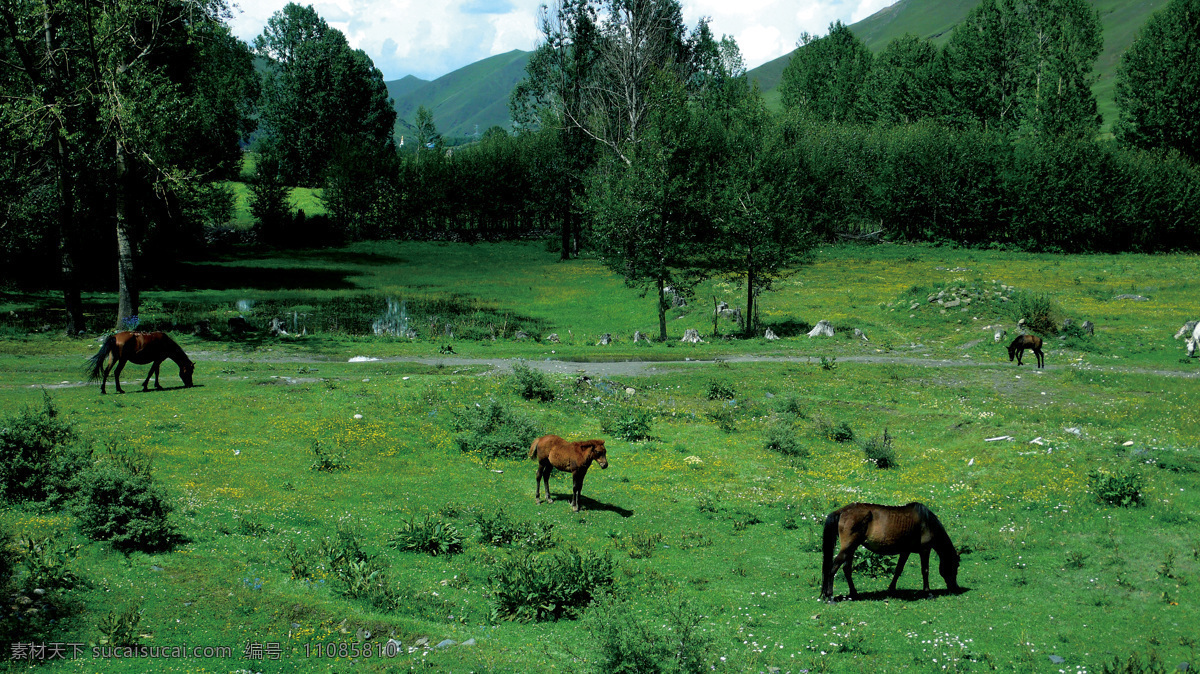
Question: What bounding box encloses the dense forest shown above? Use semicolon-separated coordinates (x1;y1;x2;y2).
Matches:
3;0;1199;333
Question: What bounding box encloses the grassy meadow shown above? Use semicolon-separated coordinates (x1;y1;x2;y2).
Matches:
0;242;1198;672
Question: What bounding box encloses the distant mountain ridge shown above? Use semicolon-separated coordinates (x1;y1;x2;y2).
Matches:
384;0;1167;138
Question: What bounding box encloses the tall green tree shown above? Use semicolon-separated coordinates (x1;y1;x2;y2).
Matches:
778;21;872;123
588;71;718;341
1114;0;1200;161
862;34;948;126
254;3;395;187
943;0;1101;138
510;0;600;259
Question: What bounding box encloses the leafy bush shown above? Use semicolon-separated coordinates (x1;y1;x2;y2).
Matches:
1008;291;1062;336
861;428;897;468
706;380;737;400
704;405;738;433
476;510;556;550
455;400;541;460
512;362;556;402
764;417;808;458
814;415;856;443
489;547;615;622
1090;466;1145;507
584;592;715;674
601;406;655;442
0;528;87;645
309;440;349;472
854;549;898;578
75;467;181;553
96;604;143;648
388;515;463;556
774;395;807;418
0;392;90;505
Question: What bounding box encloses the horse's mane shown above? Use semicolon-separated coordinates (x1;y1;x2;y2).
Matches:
914;503;958;559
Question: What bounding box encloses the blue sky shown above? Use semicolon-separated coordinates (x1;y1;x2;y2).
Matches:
227;0;899;81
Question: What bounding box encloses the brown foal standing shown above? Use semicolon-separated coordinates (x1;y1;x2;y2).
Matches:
529;435;608;512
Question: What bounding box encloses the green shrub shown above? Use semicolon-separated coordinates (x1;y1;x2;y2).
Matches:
96;604;143;647
16;535;85;594
388;515;463;556
75;467;181;553
814;416;855;443
706;380;737;400
489;547;615;622
309;440;349;472
455;400;542;460
475;510;556;550
1090;466;1145;507
774;395;807;418
861;428;897;468
764;417;808;458
1100;650;1168;674
601;406;655;442
512;362;556;402
854;549;898;578
584;592;714;674
0;392;90;505
1008;291;1061;336
704;405;738;433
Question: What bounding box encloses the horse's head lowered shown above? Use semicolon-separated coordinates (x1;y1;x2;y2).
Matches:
939;546;962;593
179;359;195;387
584;440;608;469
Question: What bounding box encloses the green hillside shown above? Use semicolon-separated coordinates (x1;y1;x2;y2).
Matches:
387;50;531;140
747;0;1168;129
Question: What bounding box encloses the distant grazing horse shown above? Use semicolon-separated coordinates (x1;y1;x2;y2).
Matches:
1007;334;1044;368
1187;322;1200;358
821;502;961;602
86;331;195;394
529;435;608;512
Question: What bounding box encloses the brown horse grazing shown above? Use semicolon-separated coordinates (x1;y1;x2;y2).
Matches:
1007;333;1044;368
821;502;961;602
529;435;608;512
86;331;195;394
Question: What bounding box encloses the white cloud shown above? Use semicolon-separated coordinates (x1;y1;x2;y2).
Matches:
227;0;898;81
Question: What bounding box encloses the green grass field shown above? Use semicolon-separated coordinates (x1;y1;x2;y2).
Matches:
0;242;1197;672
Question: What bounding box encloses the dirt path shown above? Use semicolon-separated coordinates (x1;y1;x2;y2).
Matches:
29;352;1199;391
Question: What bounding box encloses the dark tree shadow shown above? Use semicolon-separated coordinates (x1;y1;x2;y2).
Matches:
156;263;360;291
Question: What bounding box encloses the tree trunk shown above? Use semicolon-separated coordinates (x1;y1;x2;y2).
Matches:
560;205;571;261
657;276;667;342
115;140;138;330
745;265;756;337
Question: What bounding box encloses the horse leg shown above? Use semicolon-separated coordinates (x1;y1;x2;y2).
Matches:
571;471;585;512
100;360;113;395
142;362;157;391
534;463;544;503
542;462;554;503
153;359;164;389
888;552;910;593
1016;348;1024;366
920;549;932;595
112;360;127;394
1036;348;1044;368
841;550;858;599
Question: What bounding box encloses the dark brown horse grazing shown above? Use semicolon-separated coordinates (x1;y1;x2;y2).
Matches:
529;435;608;512
86;331;195;394
821;502;960;602
1008;334;1044;368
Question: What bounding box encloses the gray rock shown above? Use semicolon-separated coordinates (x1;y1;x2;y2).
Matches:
910;303;919;310
384;639;403;656
764;328;779;341
1049;655;1065;664
547;333;560;343
807;320;834;338
943;299;961;308
1114;294;1149;301
1065;427;1082;435
514;330;529;340
436;639;457;649
994;328;1007;342
268;317;288;336
597;333;612;346
1082;320;1094;335
633;330;647;342
960;339;983;350
414;637;429;647
461;638;476;647
853;328;868;341
680;328;704;343
715;301;730;315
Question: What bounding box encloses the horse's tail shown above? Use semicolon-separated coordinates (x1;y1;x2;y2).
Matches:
528;436;541;460
85;334;117;381
821;510;840;596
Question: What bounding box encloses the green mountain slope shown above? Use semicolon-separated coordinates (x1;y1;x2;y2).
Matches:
386;50;531;140
747;0;1169;128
